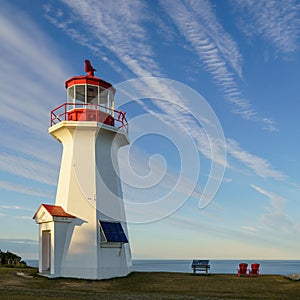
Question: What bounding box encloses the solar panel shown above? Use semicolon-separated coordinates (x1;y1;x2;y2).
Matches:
99;221;128;243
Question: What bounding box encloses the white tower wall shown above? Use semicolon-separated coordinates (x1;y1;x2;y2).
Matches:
48;121;132;279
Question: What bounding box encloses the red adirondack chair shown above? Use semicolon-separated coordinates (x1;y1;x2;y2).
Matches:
249;263;260;277
237;263;248;276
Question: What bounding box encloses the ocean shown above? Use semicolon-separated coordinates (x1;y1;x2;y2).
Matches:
25;259;300;275
133;259;300;275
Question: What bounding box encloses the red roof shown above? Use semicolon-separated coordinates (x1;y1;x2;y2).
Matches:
33;204;76;219
65;75;116;94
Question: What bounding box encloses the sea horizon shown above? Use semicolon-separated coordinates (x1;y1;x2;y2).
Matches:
25;258;300;276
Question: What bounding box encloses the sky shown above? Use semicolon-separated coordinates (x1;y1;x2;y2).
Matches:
0;0;300;260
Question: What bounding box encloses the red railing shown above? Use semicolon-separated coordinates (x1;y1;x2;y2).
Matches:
50;103;128;133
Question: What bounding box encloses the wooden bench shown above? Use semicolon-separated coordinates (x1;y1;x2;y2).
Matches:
191;260;210;274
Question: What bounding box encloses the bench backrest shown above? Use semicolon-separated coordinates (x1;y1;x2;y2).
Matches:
192;260;209;266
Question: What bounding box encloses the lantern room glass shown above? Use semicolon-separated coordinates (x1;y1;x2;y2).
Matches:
67;84;114;116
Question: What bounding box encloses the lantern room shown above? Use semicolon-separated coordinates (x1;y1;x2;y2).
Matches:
66;76;115;110
50;60;128;131
65;76;115;125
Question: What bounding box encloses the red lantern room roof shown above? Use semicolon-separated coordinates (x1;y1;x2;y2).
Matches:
65;59;116;94
65;76;116;94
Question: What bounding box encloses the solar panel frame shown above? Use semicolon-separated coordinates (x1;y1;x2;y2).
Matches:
99;221;128;243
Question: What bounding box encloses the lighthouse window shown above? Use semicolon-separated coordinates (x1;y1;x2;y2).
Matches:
67;86;75;103
99;221;128;243
86;85;98;104
75;85;85;103
99;89;109;113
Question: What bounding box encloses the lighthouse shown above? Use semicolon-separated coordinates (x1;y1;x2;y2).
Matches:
33;61;132;279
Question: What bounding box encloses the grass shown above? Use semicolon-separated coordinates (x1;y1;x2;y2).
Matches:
0;267;299;299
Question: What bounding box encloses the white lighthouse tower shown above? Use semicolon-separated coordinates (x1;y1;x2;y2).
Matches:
33;60;132;279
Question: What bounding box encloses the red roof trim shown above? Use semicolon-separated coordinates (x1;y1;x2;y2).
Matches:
65;76;116;94
33;204;76;219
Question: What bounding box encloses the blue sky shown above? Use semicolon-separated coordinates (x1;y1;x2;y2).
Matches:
0;0;300;260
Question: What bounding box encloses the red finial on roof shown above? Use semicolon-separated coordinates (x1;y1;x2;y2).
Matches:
84;59;96;77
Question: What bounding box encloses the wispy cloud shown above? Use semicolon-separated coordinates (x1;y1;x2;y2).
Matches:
0;133;59;167
15;216;33;220
0;239;38;259
0;2;69;198
226;138;287;180
4;239;38;245
0;180;53;198
45;0;276;130
0;205;33;211
251;185;300;236
0;2;69;133
44;2;290;208
45;2;228;210
120;145;205;198
117;78;227;167
0;153;58;186
154;208;297;258
232;0;300;55
44;0;161;78
117;79;228;212
251;185;287;210
241;225;258;234
0;5;68;87
159;0;276;130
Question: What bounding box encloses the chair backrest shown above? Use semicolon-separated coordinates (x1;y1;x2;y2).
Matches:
251;263;260;273
239;263;248;273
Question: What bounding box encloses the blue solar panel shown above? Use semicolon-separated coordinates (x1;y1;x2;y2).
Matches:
100;221;128;243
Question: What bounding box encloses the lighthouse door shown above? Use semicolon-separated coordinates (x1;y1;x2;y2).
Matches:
42;230;51;272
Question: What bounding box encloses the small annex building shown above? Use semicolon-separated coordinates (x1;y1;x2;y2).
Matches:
33;204;76;275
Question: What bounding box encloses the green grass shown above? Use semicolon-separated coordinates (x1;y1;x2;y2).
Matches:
0;268;299;299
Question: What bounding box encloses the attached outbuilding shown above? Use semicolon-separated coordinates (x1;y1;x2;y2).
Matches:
33;204;76;277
